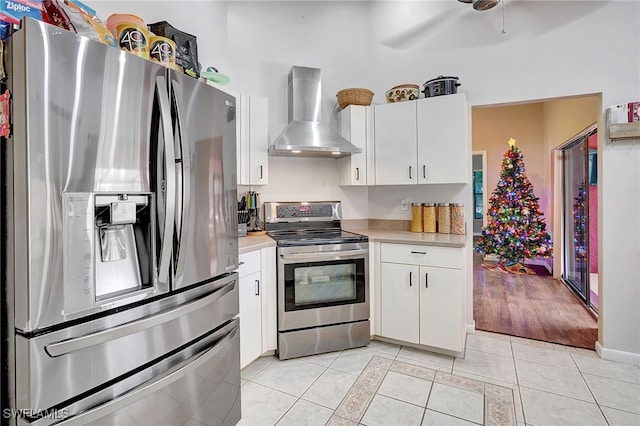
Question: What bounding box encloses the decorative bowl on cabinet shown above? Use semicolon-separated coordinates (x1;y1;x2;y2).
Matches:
385;84;420;103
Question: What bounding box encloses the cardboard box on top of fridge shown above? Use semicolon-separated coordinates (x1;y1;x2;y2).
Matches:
1;0;43;26
1;0;42;39
608;102;640;124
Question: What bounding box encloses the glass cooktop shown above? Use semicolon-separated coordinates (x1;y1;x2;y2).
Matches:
267;229;368;247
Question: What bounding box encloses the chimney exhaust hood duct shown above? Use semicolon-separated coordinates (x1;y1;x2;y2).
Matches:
268;66;361;158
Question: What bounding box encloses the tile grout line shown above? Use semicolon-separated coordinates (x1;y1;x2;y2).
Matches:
248;353;342;426
570;350;613;425
510;336;528;426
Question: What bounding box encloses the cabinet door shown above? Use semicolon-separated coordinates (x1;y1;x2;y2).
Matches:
419;266;464;352
260;247;277;352
338;105;368;186
239;271;262;369
416;94;468;184
248;97;269;185
374;101;417;185
238;96;269;185
381;262;420;344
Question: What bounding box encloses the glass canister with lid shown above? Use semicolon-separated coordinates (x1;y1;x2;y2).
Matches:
422;203;436;233
437;203;451;234
411;202;423;232
450;203;465;235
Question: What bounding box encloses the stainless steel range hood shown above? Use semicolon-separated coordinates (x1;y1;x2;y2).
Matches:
269;66;361;158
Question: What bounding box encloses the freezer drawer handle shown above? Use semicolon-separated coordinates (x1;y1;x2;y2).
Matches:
50;326;238;426
45;279;237;357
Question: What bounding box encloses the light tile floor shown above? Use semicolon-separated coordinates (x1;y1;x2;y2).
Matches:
239;331;640;426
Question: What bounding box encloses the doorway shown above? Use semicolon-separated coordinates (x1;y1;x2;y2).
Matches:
558;126;598;314
471;94;600;349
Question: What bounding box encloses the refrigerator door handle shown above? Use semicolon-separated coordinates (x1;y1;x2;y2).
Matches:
169;75;191;287
156;75;177;286
46;325;238;426
45;279;237;357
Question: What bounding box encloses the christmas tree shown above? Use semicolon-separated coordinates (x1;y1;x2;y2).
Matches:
573;183;587;262
475;138;552;265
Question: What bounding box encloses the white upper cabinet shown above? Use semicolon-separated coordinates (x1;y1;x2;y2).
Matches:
374;101;417;185
417;93;468;184
238;95;269;186
373;93;469;185
338;105;372;186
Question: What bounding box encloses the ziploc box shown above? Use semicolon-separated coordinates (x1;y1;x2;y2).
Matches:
1;0;43;26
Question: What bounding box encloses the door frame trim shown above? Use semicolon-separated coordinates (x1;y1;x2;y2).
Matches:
471;151;488;236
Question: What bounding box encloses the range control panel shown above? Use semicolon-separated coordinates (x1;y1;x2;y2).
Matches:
264;202;341;223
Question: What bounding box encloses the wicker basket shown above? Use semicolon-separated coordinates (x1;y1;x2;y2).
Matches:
336;88;374;109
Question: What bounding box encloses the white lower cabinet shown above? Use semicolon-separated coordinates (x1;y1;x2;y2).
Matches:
381;262;420;343
239;270;262;369
238;247;276;369
379;243;464;353
418;266;463;351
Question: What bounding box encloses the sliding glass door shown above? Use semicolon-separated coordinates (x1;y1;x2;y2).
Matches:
561;137;589;302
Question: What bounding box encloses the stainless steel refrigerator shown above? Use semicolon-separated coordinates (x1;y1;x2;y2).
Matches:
1;18;240;425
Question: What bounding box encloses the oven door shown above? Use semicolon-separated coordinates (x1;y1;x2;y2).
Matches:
277;243;369;331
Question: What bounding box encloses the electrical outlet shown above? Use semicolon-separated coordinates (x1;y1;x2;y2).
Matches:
400;199;409;211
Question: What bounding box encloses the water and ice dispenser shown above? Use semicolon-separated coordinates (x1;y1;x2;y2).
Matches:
63;193;157;316
94;194;155;300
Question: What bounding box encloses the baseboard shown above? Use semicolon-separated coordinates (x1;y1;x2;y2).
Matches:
524;259;553;274
374;335;463;359
596;341;640;365
466;321;476;334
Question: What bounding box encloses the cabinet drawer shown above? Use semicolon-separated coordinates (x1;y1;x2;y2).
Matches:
380;243;462;269
239;250;261;277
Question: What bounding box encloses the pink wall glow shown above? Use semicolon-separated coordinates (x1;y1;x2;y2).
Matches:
589;133;598;274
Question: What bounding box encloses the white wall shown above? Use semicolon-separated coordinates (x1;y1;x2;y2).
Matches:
89;0;640;362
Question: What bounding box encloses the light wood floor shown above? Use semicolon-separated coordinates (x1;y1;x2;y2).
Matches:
473;253;598;350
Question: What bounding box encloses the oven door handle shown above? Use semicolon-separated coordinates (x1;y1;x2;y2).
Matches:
280;249;368;262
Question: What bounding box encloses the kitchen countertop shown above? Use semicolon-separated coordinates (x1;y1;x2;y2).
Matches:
238;235;276;254
348;229;467;248
238;230;466;254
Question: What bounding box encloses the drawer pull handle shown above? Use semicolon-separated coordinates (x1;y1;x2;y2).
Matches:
255;279;260;296
425;273;429;289
409;271;413;287
410;251;426;255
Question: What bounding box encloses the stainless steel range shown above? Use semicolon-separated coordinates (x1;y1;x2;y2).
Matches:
263;202;370;360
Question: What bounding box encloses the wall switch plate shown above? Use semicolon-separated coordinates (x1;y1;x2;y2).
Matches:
400;199;409;211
